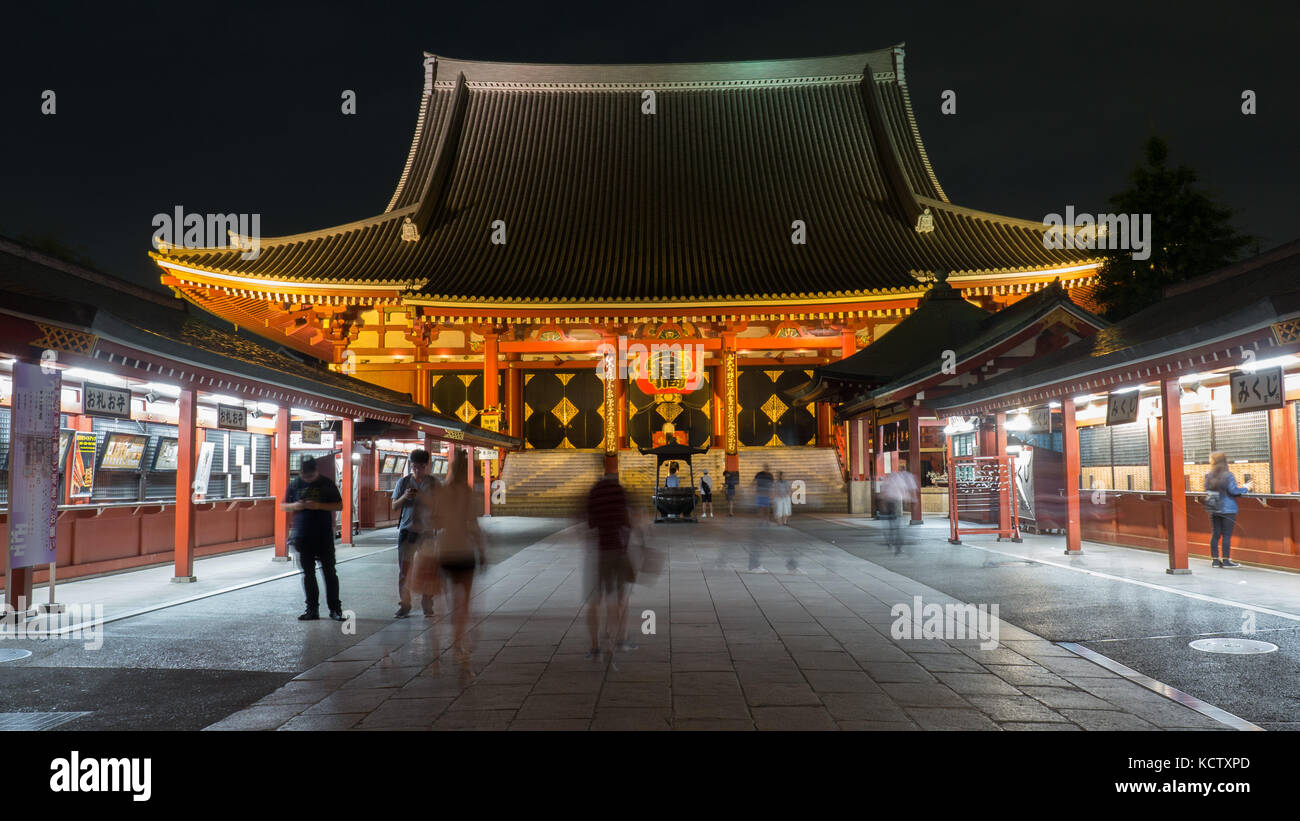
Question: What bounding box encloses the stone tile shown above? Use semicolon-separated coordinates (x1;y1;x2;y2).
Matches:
473;662;548;686
598;682;671;709
843;644;913;663
905;707;1000;731
789;650;861;670
279;713;365;731
433;710;516;730
860;662;936;684
984;664;1074;688
391;675;471;700
357;698;453;729
956;647;1036;666
447;684;533;711
770;621;829;636
515;693;598;720
1020;686;1115;711
204;704;303;731
673;718;755;731
491;645;557;664
603;661;672;683
670;610;719;624
781;635;846;653
303;688;395;715
1030;655;1116;678
673;694;751;720
933;672;1023;696
879;682;970;708
672;671;743;696
998;722;1083;730
965;695;1070;723
837;720;921;731
727;643;795;663
292;659;373;681
670;637;730;655
509;719;592;730
341;666;425;689
590;709;671;731
532;670;606;694
1058;709;1157;731
732;661;807;685
751;706;838;731
671;653;734;672
804;670;882;693
741;683;823;707
914;653;987;674
820;693;911;722
255;680;343;705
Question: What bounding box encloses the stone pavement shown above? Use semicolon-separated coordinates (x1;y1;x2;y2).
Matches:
207;515;1238;731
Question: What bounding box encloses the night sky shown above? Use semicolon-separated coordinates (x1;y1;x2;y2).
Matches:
2;0;1295;291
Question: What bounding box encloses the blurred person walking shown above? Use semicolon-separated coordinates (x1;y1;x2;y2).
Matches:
1205;451;1251;568
282;457;345;621
754;464;775;522
585;472;635;661
773;470;792;524
724;469;739;516
435;451;487;662
392;449;439;618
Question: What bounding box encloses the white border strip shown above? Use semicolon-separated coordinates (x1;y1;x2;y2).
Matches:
1059;642;1264;731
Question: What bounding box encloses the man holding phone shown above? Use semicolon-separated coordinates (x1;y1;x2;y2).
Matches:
392;448;437;617
282;457;345;621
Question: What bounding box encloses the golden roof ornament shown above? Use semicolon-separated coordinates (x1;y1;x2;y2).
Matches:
401;217;420;242
915;207;935;234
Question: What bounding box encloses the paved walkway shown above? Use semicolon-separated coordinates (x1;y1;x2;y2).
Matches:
207;515;1239;731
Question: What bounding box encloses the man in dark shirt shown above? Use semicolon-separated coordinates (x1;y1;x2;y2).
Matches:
282;457;345;621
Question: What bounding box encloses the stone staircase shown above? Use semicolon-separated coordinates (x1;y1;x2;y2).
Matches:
492;450;606;516
493;447;846;516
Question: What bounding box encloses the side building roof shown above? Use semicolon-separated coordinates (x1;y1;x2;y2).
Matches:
0;237;518;448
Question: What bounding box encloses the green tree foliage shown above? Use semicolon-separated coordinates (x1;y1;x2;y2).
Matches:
1094;136;1253;320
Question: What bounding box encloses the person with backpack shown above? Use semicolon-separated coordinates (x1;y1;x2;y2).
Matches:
1205;451;1251;568
699;469;714;518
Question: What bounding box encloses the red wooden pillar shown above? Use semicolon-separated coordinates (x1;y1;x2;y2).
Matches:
712;362;725;443
1270;404;1297;493
1161;377;1190;573
1148;414;1167;492
722;334;739;473
816;402;832;447
483;458;492;516
908;403;923;524
465;445;475;488
271;408;290;560
506;357;523;440
994;412;1008;534
173;388;197;582
483;332;500;410
1062;400;1082;555
340;417;354;545
840;329;856;361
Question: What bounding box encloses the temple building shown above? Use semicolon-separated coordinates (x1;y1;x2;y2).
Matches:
150;45;1101;510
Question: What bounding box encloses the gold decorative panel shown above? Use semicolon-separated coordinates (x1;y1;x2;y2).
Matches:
556;373;575;386
455;401;478;424
761;394;788;423
656;402;683;424
764;370;784;383
457;374;476;387
552;396;578;427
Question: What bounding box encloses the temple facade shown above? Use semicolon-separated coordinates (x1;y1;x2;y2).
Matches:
151;45;1100;482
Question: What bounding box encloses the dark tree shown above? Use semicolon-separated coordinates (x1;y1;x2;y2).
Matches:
1094;136;1253;321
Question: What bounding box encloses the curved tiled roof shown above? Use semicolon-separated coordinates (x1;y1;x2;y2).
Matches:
156;46;1095;301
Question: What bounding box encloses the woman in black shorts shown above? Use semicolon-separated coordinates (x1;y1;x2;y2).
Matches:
435;451;486;663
